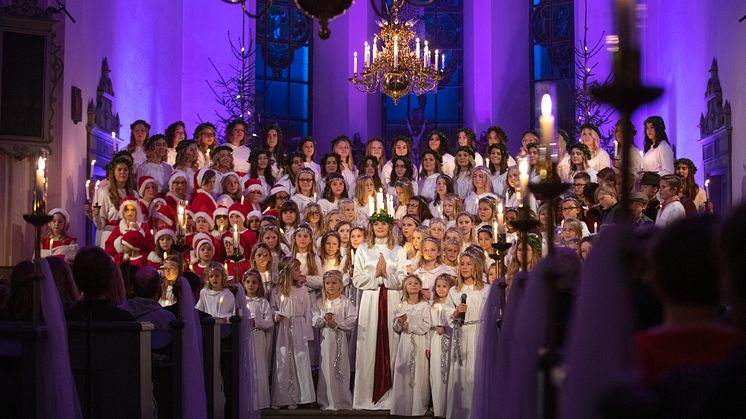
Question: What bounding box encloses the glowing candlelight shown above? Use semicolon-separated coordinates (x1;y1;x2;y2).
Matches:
372;35;378;62
393;35;399;67
364;41;370;67
614;140;619;157
313;192;317;202
493;220;498;243
594;221;598;233
177;202;185;228
497;202;504;233
353;51;358;74
49;238;53;252
241;195;244;205
434;49;439;71
539;94;555;146
233;223;239;252
224;262;228;273
415;38;420;60
163;251;167;261
85;179;91;201
89;159;96;179
704;178;710;201
218;295;224;313
376;188;384;211
387;195;394;214
326;300;332;313
518;159;530;193
368;195;375;216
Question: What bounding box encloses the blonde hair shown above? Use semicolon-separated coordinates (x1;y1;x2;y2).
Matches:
290;223;319;276
432;273;455;302
354;175;375;207
455;248;486;291
443;193;463;221
241;269;265;298
419;236;442;268
506;240;541;287
277;256;300;298
366;221;396;249
471;166;494;194
321;270;345;302
302;202;324;235
394;180;415;210
402;274;424;302
204;261;228;290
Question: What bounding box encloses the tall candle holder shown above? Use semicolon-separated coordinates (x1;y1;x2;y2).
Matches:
489;233;512;329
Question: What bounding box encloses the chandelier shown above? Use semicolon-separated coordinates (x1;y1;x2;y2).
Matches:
348;0;445;105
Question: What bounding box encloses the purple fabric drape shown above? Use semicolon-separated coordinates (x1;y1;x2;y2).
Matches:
38;258;83;419
178;276;208;419
559;225;639;419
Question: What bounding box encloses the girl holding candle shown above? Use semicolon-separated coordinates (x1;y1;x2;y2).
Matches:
126;119;150;168
429;273;454;417
610;120;642;177
89;154;136;248
426;131;455;177
262;124;285;179
382;136;418;186
464;167;498;214
173;140;200;192
222;236;251;283
146;226;176;267
641;116;675;176
487;143;510;198
428;174;454;219
417;149;443;201
136;134;173;193
332;136;358;194
43;208;79;262
224;119;251;175
453;146;477;198
387;156;418;199
279;200;301;245
579;123;611;172
271;256;315;409
241;269;274;409
291;224;323;291
250;243;276;296
105;196;146;259
248;149;275;198
317;173;348;216
291;167;318;215
195;262;235;318
447;247;490;419
313;270;357;411
390;275;432;416
351;209;406;410
455;127;483;167
353;175;377;224
412;237;449;299
193;122;217;170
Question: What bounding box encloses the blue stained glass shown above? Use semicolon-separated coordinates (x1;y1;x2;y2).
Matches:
289;47;309;82
256;46;266;78
384;96;409;118
265;83;288;118
436;87;459;121
533;44;551;81
289;83;308;119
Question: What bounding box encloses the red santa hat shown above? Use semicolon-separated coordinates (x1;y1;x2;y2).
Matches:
194;168;215;191
247;209;262;221
193;207;215;230
152;205;175;226
269;182;290;197
214;205;229;218
118;196;142;220
192;232;214;252
48;208;71;230
154;226;176;243
121;230;146;252
222;171;242;192
169;169;188;191
137;176;158;198
228;202;249;221
244;177;262;192
148;197;167;215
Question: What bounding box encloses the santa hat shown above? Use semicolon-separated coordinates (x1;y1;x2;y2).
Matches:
244;177;262;192
214;205;229;218
222;171;242;191
148;197;167;214
118;196;142;220
247;210;262;221
192;232;214;252
121;230;146;251
169;170;188;190
194;168;215;191
48;208;71;230
228;202;249;221
137;176;157;198
152;205;175;226
269;182;290;197
193;207;215;230
154;226;176;243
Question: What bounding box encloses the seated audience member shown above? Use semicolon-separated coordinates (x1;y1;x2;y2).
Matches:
120;266;176;329
0;260;34;320
65;246;134;321
629;192;653;227
639;172;661;221
634;216;742;384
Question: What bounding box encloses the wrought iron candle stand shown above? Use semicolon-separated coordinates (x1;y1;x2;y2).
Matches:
489;234;512;328
23;212;53;325
172;230;191;275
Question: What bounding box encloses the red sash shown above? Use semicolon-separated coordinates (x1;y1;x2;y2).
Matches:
372;284;392;403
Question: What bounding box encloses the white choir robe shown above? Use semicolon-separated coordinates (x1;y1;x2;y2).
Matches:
641;141;675;176
92;184;126;248
391;300;432;416
382;160;419;186
228;143;251;174
317;198;338;216
418;173;440;201
352;239;407;410
412;264;451;294
291;193;316;216
247;296;274;409
464;191;499;215
446;283;491;419
491;171;508;199
429;301;454;418
195;288;236;319
312;296;357;410
297;252;323;290
136;161;173;194
588;148;611;172
270;286;315;406
453;171;473;197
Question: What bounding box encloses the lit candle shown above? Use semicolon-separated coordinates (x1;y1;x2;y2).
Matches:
326;300;332;314
177;202;185;227
89;159;96;179
614;140;619;157
364;41;370;67
372;35;378;62
163;251;167;261
393;35;399;67
313;192;317;202
387;195;394;214
441;53;445;70
492;220;498;243
218;295;224;314
376;188;384;211
518;159;530;193
434;49;439;71
233;223;239;251
353;51;358;74
49;238;54;252
111;131;117;153
539;93;554;146
497;202;504;233
593;221;598;233
34;156;46;214
224;262;228;273
189;262;193;271
85;179;91;201
415;38;420;60
368;196;375;216
241;195;244;205
280;293;286;315
704;178;710;201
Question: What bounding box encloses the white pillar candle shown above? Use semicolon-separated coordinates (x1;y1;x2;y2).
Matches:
416;38;420;60
435;49;439;71
353;51;358;74
539;94;554;146
85;180;91;201
497;202;504;233
393;35;399;67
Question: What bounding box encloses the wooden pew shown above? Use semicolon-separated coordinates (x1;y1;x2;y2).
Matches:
220;316;242;419
152;319;184;419
0;322;45;419
67;321;154;419
203;317;225;419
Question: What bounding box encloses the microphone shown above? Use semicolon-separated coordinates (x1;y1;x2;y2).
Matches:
459;293;467;322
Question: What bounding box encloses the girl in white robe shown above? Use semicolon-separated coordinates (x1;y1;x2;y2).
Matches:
447;248;491;419
241;270;274;410
429;274;455;417
195;263;236;319
270;257;315;408
391;275;432;416
312;271;357;410
352;212;407;410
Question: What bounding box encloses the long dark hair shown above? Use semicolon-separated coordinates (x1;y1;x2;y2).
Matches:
389;155;415;186
320;152;342;178
427;130;449;156
262;123;284;159
249;149;275;185
165;121;185;148
487;143;509;175
322;172;348;201
643;116;669;152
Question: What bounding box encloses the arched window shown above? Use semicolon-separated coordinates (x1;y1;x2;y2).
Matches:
256;0;313;139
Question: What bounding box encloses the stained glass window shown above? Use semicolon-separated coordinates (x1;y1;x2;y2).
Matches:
381;0;463;159
256;0;313;140
529;0;575;138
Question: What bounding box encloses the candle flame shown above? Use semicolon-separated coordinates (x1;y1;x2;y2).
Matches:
541;94;552;117
37;156;46;171
704;179;710;187
497;202;503;214
519;159;529;175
